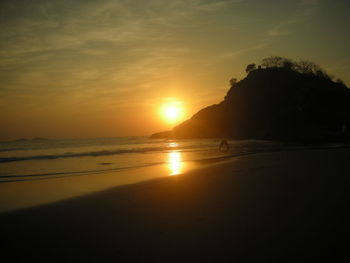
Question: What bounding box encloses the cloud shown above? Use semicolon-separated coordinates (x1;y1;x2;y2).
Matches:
1;0;224;110
0;0;243;80
0;0;335;112
267;0;321;37
198;0;244;11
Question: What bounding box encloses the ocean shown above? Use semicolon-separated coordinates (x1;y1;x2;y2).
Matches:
0;136;345;212
0;137;296;183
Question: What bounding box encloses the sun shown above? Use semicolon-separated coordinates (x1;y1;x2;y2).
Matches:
160;101;184;123
165;106;180;119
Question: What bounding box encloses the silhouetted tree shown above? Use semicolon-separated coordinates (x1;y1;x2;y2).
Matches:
229;78;237;87
336;78;346;86
261;56;284;68
294;60;320;74
225;78;238;100
245;63;256;73
261;56;296;70
316;70;333;80
252;57;336;80
282;59;294;70
292;60;332;79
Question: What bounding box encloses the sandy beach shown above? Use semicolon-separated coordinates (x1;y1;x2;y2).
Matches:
1;148;348;262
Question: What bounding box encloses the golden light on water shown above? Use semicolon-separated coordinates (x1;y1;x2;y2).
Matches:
168;142;178;148
168;151;183;176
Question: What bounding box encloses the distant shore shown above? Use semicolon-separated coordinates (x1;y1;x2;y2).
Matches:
1;147;348;261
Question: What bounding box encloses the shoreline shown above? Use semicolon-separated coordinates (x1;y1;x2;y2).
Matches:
0;152;228;213
0;144;349;213
1;147;349;261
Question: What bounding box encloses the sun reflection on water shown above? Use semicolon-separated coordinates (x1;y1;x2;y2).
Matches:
168;142;178;148
168;151;183;176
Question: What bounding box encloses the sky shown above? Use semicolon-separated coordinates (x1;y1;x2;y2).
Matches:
0;0;349;140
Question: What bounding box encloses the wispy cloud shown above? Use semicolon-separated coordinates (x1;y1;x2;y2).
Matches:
1;0;239;107
198;0;244;11
267;0;321;37
0;0;246;83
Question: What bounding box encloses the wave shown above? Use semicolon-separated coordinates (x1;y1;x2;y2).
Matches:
0;162;167;183
0;144;214;163
1;143;347;182
0;147;37;152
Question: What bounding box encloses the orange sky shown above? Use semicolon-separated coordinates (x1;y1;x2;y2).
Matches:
1;0;349;140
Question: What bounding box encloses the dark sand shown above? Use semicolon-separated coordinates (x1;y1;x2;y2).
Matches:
1;148;349;262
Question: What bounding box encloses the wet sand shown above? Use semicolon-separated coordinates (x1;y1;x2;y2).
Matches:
0;161;193;213
1;148;348;262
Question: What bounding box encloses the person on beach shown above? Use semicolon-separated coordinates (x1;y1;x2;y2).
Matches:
219;139;229;152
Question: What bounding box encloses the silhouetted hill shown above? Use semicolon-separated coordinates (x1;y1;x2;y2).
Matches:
151;57;350;142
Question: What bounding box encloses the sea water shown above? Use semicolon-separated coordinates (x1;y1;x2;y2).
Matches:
0;137;343;212
0;137;291;183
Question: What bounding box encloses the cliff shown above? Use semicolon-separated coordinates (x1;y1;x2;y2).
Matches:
151;61;350;142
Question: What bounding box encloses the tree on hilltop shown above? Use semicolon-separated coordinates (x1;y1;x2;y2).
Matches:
245;63;256;73
258;56;333;80
261;56;285;68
